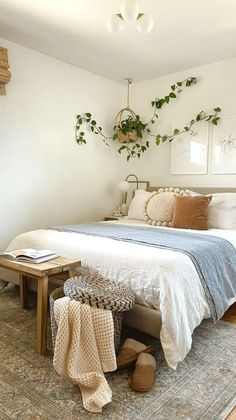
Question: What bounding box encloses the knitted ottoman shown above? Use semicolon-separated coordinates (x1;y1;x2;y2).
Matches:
50;268;135;352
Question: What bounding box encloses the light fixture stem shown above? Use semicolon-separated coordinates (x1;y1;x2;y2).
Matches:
125;78;133;108
125;173;139;190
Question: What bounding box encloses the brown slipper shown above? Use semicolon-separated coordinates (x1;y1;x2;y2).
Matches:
116;338;155;369
130;353;156;392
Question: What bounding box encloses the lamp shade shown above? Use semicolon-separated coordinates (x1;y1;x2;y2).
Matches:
118;180;130;192
120;0;139;21
107;14;124;33
136;14;154;33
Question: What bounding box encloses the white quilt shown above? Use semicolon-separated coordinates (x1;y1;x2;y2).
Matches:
6;220;236;369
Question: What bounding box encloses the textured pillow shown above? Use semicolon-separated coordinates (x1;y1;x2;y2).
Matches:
127;189;152;220
144;187;186;227
171;195;212;230
208;193;236;229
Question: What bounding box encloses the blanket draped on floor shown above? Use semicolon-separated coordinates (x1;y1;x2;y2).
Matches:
53;297;116;413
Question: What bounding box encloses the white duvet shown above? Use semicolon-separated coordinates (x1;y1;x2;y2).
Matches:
7;220;236;369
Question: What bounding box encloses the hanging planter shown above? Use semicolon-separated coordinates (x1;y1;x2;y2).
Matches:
114;108;139;143
75;77;221;161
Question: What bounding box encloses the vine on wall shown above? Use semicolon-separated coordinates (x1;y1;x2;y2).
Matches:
75;77;221;161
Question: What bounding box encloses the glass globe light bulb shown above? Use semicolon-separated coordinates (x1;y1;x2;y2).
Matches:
136;14;154;33
107;14;124;33
118;180;130;192
120;0;139;22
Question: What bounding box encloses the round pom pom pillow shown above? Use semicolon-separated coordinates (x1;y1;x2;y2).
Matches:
144;187;187;227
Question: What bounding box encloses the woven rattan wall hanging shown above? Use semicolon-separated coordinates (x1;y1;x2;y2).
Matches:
0;47;11;95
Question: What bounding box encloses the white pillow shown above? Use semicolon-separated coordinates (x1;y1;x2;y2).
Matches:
208;193;236;230
126;190;152;220
185;189;201;197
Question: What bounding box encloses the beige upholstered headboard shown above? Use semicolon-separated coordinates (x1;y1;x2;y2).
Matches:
148;187;236;194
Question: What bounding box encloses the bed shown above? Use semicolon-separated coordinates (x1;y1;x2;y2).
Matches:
2;186;236;369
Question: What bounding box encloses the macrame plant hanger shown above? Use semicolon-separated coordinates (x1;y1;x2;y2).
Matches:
114;79;138;143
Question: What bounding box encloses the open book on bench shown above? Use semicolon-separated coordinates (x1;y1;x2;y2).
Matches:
0;249;59;264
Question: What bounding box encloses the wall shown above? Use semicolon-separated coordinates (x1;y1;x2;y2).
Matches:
1;39;236;250
0;38;125;249
128;58;236;188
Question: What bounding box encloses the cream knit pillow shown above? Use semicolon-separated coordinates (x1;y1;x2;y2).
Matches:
144;187;186;227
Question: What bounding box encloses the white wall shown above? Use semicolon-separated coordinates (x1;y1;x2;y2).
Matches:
128;58;236;188
0;38;125;249
1;38;236;249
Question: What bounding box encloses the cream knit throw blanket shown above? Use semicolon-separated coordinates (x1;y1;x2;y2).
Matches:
53;297;117;413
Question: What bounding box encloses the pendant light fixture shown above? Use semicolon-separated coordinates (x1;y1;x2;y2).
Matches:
120;0;139;21
107;0;154;34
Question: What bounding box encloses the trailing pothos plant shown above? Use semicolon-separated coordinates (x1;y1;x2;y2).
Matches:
75;76;221;161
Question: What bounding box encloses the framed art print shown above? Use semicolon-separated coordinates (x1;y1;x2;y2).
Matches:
171;122;209;175
212;116;236;174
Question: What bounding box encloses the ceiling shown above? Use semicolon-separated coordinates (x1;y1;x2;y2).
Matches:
0;0;236;83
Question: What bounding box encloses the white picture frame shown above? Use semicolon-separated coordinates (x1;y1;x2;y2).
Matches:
212;116;236;174
171;122;209;175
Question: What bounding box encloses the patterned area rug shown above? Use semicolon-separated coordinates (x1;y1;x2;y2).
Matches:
0;284;235;420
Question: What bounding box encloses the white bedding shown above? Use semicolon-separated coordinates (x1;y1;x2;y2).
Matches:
7;220;236;369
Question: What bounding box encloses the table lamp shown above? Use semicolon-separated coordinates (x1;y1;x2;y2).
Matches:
118;174;139;215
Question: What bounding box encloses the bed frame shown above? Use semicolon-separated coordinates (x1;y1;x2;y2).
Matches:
124;186;236;338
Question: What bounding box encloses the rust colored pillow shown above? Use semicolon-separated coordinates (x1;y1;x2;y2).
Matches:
171;195;212;230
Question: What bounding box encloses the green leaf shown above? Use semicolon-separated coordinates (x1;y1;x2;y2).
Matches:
85;113;91;117
177;82;182;87
174;128;180;135
162;135;168;142
78;118;83;124
214;107;221;113
118;145;126;154
171;84;176;91
156;135;161;146
165;96;170;104
91;120;96;126
169;92;176;98
127;155;131;161
184;127;189;131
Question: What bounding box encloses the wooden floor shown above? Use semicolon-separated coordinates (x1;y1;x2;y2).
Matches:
227;407;236;420
222;303;236;324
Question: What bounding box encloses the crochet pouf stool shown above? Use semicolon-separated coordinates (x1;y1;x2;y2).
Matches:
50;268;135;352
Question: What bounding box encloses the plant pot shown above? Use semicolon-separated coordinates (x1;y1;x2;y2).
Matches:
117;130;138;143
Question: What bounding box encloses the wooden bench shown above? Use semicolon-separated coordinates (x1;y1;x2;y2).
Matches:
0;257;81;354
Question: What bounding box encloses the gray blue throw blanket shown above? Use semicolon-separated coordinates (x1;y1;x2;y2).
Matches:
51;223;236;322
